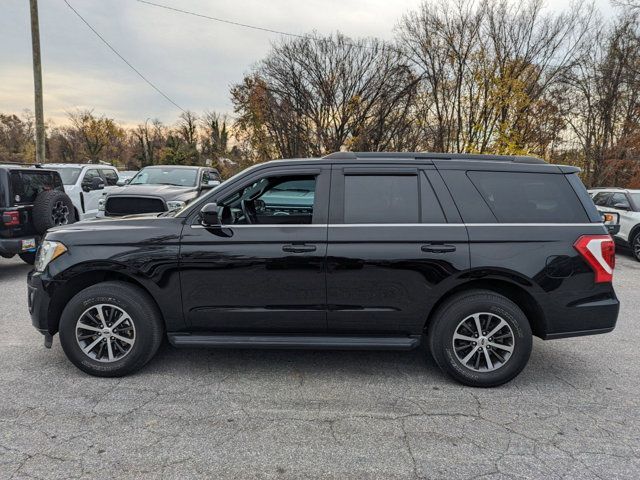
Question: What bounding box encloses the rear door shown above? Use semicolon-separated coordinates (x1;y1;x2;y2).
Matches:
325;164;470;335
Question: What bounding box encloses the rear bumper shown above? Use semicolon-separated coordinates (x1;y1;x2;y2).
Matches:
0;236;38;256
27;271;51;334
541;295;619;340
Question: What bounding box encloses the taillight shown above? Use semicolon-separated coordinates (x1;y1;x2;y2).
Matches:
2;211;20;226
574;235;615;283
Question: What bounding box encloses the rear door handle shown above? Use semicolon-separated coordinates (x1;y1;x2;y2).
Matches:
282;244;317;253
421;244;456;253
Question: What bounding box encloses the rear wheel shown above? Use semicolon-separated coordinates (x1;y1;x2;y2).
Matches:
428;289;532;387
59;281;163;377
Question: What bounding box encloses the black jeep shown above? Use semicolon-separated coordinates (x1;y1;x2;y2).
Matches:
0;165;76;264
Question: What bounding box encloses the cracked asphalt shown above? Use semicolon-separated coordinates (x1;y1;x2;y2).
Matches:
1;253;639;479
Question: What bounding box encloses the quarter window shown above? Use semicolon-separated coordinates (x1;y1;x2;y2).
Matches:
344;175;419;224
468;171;589;223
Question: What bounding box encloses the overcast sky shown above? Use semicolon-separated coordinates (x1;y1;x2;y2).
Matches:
1;0;613;126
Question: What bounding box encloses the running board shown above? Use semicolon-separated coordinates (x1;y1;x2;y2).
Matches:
167;334;421;350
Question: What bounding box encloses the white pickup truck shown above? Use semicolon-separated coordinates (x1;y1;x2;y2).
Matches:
48;164;121;220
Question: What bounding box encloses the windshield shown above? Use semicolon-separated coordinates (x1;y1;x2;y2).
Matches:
130;167;198;187
51;167;82;185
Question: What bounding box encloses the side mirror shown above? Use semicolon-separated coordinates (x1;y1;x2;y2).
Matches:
83;177;105;192
116;178;130;186
200;202;220;226
613;203;629;211
201;179;221;190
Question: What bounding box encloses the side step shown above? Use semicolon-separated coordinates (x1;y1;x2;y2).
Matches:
168;334;421;351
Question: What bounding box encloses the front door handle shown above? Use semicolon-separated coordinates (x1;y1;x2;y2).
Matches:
283;244;317;253
421;244;456;254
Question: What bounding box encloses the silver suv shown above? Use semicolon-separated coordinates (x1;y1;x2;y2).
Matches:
589;188;640;261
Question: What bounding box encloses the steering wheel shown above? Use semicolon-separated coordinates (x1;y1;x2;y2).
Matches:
241;199;258;224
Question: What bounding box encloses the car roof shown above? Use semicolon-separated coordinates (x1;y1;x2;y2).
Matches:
46;163;116;168
252;152;580;172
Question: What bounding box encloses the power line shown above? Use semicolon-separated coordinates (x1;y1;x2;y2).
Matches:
63;0;185;112
136;0;379;51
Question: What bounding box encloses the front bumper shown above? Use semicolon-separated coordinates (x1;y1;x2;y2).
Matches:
27;270;51;334
0;235;38;256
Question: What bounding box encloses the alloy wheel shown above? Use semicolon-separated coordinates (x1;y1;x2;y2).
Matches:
75;304;136;362
52;200;70;226
634;235;640;260
452;312;515;372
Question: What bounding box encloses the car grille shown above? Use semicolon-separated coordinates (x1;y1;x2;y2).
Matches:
105;197;166;216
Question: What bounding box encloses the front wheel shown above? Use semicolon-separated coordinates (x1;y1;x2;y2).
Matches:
59;281;164;377
428;289;532;388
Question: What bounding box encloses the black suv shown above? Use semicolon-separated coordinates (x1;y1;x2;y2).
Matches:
27;153;619;387
1;165;75;264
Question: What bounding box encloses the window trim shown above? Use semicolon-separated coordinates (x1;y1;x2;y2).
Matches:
192;166;329;225
331;165;423;225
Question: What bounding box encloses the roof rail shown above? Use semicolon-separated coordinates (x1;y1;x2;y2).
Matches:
322;151;547;164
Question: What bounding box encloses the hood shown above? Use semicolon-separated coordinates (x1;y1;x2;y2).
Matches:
46;213;182;246
108;184;198;201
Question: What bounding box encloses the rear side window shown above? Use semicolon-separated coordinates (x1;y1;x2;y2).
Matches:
344;175;418;223
467;171;588;223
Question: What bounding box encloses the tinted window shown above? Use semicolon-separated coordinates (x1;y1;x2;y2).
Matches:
344;175;419;224
101;169;119;186
610;193;630;210
10;171;62;204
468;171;588;223
593;192;612;206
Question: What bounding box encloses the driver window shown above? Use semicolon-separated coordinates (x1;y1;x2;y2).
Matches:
220;175;316;225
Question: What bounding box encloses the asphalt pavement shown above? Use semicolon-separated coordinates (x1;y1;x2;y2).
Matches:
1;252;639;479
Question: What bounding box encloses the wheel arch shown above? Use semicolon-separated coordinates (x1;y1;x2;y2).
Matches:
424;278;546;338
47;269;166;334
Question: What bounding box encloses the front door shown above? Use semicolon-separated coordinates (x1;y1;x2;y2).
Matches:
326;165;470;334
180;166;330;333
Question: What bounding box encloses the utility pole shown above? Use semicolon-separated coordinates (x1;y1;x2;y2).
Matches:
29;0;46;163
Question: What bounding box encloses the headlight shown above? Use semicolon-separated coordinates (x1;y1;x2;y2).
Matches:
35;240;67;272
166;200;186;211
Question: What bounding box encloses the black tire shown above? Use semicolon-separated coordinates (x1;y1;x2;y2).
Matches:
58;281;164;377
18;252;36;265
631;231;640;262
32;190;76;234
428;289;532;388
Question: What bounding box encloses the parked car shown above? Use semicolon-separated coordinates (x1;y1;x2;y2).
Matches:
47;164;120;220
116;170;138;186
28;152;618;387
589;187;640;261
100;165;221;216
1;164;75;264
